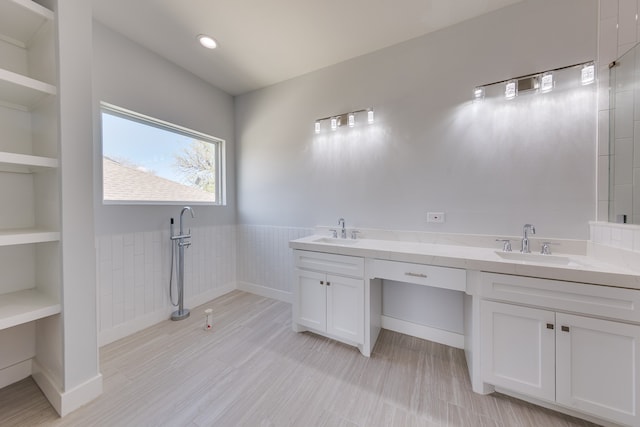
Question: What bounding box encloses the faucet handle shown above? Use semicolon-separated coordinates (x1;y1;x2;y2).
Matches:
496;239;512;252
328;229;338;238
350;230;360;240
540;241;557;255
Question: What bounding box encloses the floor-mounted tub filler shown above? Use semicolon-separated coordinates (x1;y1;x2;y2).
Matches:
169;206;195;320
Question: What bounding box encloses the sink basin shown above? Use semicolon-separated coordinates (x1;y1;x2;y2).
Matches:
495;251;581;266
312;237;359;246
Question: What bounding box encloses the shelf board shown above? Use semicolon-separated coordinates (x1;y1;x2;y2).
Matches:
0;67;56;110
0;0;53;48
0;151;58;173
0;288;60;331
0;229;59;246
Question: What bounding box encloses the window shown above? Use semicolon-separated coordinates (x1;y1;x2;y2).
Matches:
100;103;225;205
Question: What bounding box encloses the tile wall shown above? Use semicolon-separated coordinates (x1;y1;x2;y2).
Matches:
593;1;640;250
598;0;640;220
590;220;640;249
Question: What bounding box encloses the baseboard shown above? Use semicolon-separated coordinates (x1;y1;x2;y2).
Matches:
31;360;61;414
0;359;31;389
381;315;464;349
99;283;236;346
494;387;619;427
32;359;103;417
59;373;103;417
237;281;292;303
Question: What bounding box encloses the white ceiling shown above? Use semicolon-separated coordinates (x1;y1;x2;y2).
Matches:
92;0;522;96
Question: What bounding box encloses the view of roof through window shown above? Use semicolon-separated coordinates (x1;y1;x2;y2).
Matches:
101;104;223;204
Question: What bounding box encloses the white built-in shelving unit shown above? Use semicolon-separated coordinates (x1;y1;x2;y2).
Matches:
0;0;60;361
0;0;101;415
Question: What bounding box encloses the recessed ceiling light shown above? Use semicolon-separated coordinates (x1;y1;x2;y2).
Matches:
197;34;217;49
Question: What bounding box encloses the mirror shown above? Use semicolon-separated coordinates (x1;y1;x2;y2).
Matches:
609;43;640;223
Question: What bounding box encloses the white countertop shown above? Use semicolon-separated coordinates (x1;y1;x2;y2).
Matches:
290;235;640;290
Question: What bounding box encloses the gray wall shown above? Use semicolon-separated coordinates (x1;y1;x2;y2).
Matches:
235;0;598;240
92;22;236;235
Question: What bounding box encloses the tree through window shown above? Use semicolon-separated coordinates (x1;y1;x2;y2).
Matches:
100;103;225;205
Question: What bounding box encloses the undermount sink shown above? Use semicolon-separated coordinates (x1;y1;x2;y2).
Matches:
494;250;581;266
312;237;359;246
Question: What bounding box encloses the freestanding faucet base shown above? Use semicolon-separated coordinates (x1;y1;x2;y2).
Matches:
171;308;190;321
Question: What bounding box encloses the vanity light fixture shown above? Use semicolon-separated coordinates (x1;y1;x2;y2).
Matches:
313;108;374;133
197;34;217;49
473;60;596;101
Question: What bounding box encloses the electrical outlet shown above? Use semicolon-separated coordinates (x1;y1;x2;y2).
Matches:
427;212;445;223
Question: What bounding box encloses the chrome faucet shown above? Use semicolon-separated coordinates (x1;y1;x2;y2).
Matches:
180;206;195;223
521;224;536;253
170;206;195;321
179;206;195;247
338;218;346;239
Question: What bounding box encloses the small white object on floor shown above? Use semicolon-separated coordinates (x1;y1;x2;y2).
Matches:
204;308;213;330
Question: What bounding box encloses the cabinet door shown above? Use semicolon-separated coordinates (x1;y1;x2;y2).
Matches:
294;269;326;332
481;300;555;401
326;274;364;344
556;313;640;426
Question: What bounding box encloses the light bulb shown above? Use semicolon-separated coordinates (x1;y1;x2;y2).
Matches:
197;34;217;49
540;72;553;93
348;113;355;127
505;80;517;100
473;87;485;100
367;109;374;124
581;63;595;85
314;121;321;134
330;117;338;131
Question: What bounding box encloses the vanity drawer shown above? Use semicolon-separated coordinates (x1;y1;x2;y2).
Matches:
480;272;640;323
367;259;466;291
295;250;364;278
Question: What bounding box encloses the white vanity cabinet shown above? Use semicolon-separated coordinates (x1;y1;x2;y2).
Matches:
480;273;640;427
556;313;640;425
293;250;364;347
481;300;556;401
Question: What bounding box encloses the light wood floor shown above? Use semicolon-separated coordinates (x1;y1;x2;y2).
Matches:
0;291;600;426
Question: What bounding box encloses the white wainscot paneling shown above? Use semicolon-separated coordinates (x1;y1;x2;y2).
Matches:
96;225;237;345
236;225;314;302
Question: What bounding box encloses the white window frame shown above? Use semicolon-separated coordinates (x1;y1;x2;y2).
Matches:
100;102;226;206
